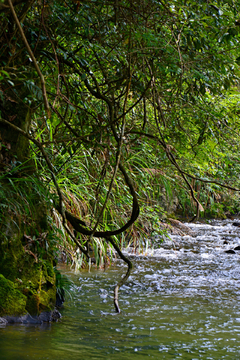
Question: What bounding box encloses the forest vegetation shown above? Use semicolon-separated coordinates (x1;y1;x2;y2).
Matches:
0;0;240;316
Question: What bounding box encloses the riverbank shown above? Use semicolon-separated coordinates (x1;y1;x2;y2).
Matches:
1;218;240;359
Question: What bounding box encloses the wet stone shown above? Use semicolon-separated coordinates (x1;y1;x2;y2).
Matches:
225;249;236;254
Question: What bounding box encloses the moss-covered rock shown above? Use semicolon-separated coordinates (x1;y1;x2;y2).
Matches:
0;274;27;316
0;208;56;316
0;254;56;316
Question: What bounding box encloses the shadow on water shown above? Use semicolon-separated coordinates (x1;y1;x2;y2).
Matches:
1;219;240;359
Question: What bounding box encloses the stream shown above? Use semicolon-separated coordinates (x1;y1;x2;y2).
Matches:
1;219;240;359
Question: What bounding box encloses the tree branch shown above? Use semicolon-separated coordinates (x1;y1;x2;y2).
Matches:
106;236;132;313
7;0;51;118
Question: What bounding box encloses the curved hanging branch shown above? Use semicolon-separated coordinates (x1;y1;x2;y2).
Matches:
53;69;140;239
106;236;132;313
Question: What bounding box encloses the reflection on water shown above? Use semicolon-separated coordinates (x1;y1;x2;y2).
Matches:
1;220;240;359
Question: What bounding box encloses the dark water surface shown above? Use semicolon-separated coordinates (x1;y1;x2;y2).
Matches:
1;220;240;359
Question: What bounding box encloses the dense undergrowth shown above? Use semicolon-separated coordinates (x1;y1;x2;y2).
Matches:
1;143;240;272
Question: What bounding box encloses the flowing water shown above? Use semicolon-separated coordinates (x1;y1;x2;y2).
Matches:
1;220;240;359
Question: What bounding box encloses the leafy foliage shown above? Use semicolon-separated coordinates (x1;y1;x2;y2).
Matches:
0;0;240;266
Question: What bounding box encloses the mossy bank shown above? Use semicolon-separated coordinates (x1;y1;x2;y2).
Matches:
0;178;57;319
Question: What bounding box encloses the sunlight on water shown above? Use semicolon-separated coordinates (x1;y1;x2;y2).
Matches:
1;220;240;359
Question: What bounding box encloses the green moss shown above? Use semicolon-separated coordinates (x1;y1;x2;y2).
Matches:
25;293;40;315
0;238;24;282
0;274;27;316
44;260;55;278
39;287;56;312
18;261;56;315
0;234;56;316
0;180;57;317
